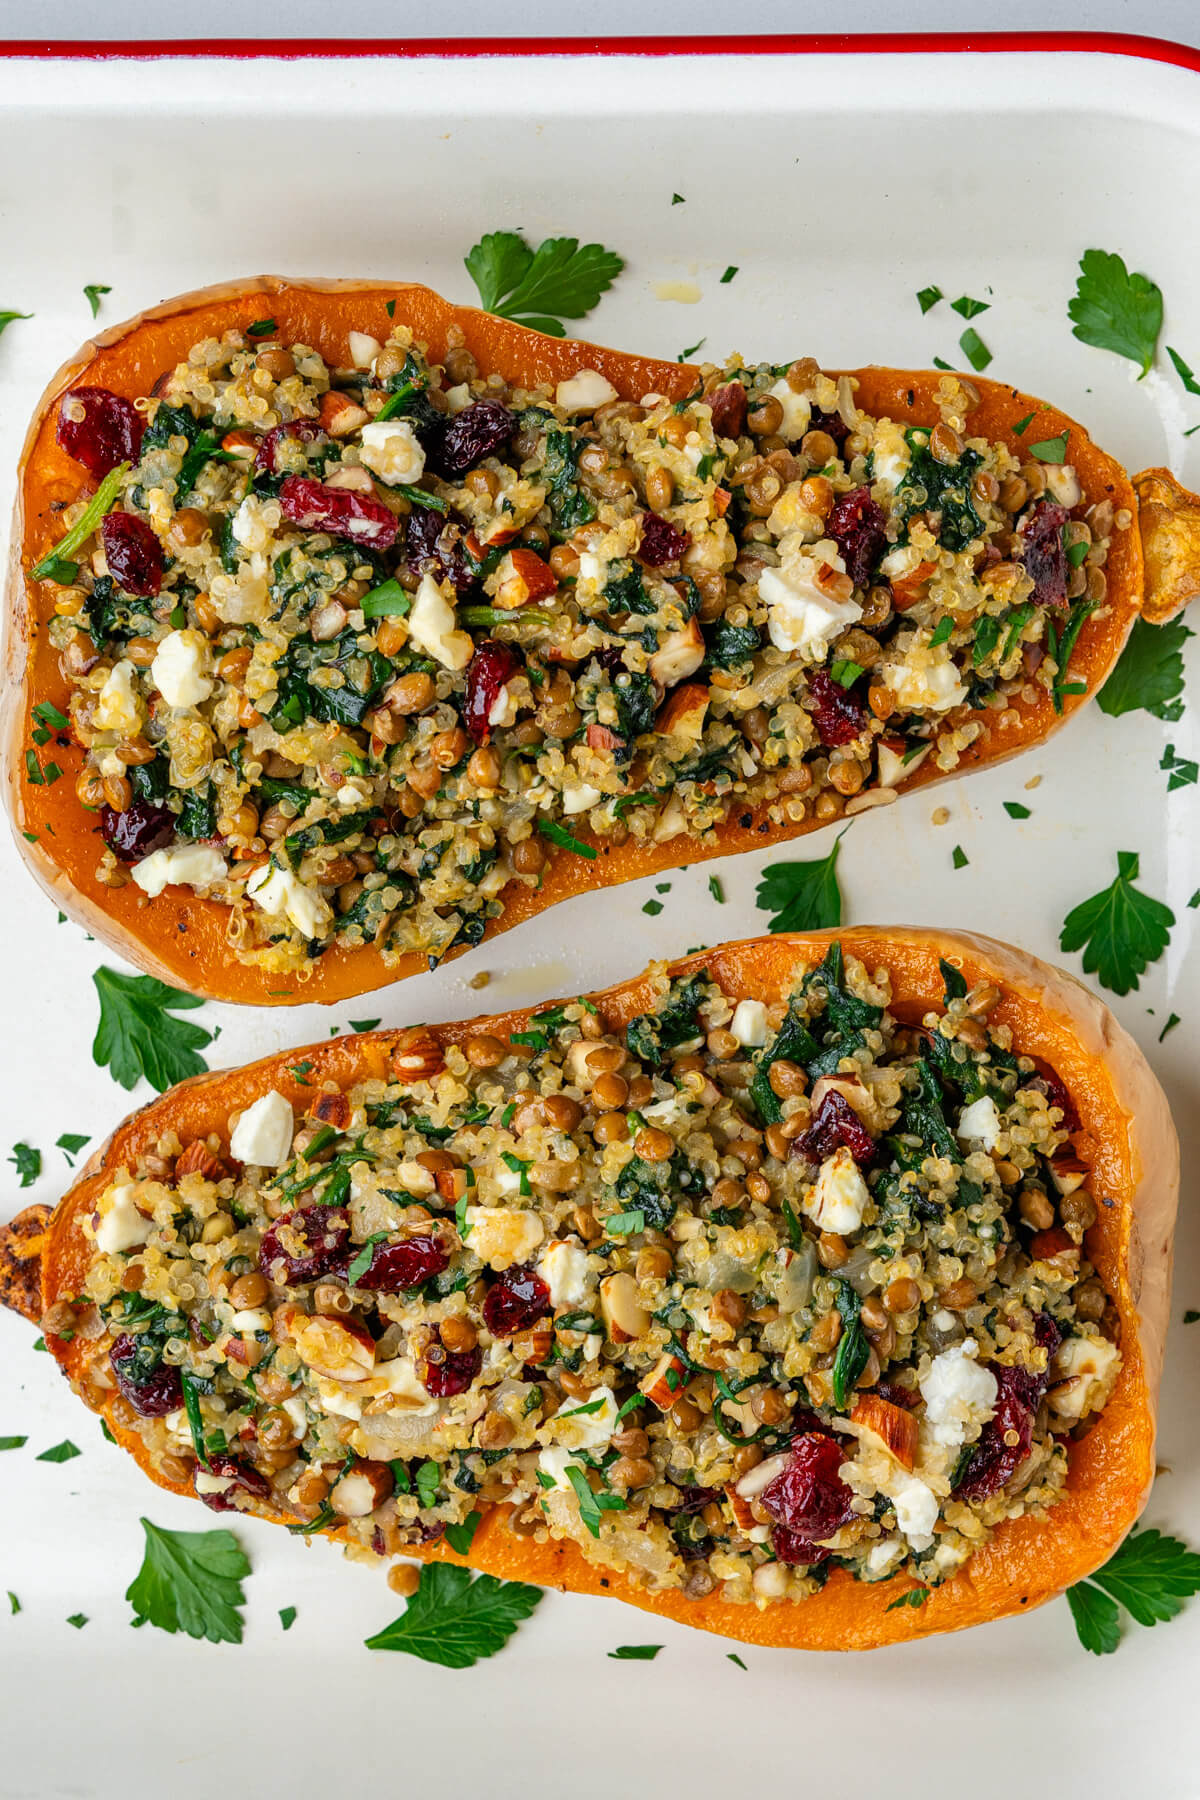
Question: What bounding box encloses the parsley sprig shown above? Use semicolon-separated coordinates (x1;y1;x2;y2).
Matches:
464;231;624;337
1059;851;1174;995
1097;615;1192;722
126;1518;251;1644
1068;248;1162;376
1067;1528;1200;1654
755;829;845;933
364;1562;543;1668
92;968;213;1092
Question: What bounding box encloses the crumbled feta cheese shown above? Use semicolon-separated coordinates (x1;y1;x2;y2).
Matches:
890;1471;939;1549
1047;1334;1122;1423
537;1446;575;1492
313;1378;363;1421
336;779;372;809
538;1240;592;1309
373;1357;438;1413
1044;463;1081;507
132;843;227;899
760;554;862;661
730;999;768;1047
871;419;911;492
229;1090;294;1167
406;572;473;670
767;378;811;442
803;1146;870;1234
359;418;426;487
230;495;277;553
94;1184;153;1255
563;782;602;816
919;1341;998;1447
444;382;472;414
577;551;606;589
93;659;142;735
150;628;213;708
281;1395;308;1441
542;1384;620;1451
555;368;619;412
465;1205;545;1269
245;862;333;940
882;639;968;713
866;1536;906;1578
957;1096;1002;1150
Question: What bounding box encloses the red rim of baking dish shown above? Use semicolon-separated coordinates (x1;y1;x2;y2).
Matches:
1;30;1200;68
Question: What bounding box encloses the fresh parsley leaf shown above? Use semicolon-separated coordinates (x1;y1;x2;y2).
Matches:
1161;744;1198;791
958;327;992;372
56;1131;89;1165
916;285;942;314
126;1517;250;1644
951;295;989;319
538;818;597;859
608;1643;663;1659
1066;1528;1200;1653
929;614;954;647
755;829;845;933
1097;615;1192;720
0;310;32;339
642;899;664;916
1003;801;1032;819
364;1562;543;1668
348;1018;381;1033
36;1439;80;1463
83;283;112;319
8;1142;40;1188
66;1612;88;1629
1013;411;1035;436
1059;851;1173;995
565;1462;627;1537
0;1436;27;1451
1028;430;1069;463
361;578;411;619
445;1509;482;1555
885;1586;931;1611
1067;1581;1122;1654
952;845;969;870
1167;345;1200;395
33;700;69;731
279;1605;297;1631
415;1460;441;1511
92;967;212;1092
1069;248;1162;376
720;265;738;284
606;1209;645;1236
464;231;623;337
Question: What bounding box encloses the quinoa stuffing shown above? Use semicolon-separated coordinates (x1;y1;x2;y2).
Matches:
62;945;1121;1606
38;326;1115;975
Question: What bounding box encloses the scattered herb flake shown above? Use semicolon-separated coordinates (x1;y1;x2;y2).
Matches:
348;1018;381;1033
0;310;32;339
727;1652;747;1669
885;1586;931;1611
958;327;992;372
1159;1013;1181;1042
445;1509;483;1556
720;265;738;283
916;285;942;314
83;283;112;318
1160;744;1198;791
1028;430;1069;463
1003;801;1032;819
1013;411;1035;436
951;295;989;319
1167;345;1200;395
538;818;597;860
642;899;663;916
608;1643;663;1659
279;1605;297;1631
66;1613;88;1629
708;874;724;904
0;1436;27;1451
952;845;969;870
37;1439;81;1463
8;1142;40;1188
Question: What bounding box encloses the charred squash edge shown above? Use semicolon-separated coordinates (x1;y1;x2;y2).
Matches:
0;926;1177;1651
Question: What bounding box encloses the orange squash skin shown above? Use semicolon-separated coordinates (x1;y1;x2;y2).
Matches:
2;276;1156;1008
11;927;1177;1652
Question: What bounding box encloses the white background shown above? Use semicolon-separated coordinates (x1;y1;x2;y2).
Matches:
0;35;1197;1800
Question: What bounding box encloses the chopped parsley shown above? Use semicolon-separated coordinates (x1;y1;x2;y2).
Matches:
916;285;943;315
8;1143;40;1188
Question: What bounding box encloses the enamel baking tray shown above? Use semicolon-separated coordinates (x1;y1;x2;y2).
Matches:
0;34;1197;1800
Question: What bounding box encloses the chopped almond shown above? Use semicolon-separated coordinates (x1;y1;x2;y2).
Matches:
639;1350;688;1409
318;389;370;438
852;1392;918;1470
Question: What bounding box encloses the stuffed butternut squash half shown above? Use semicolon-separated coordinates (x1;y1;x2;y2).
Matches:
0;929;1176;1651
5;277;1199;1006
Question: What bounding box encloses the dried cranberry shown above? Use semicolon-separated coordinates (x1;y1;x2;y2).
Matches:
808;667;867;747
795;1089;876;1167
100;800;175;862
101;512;164;597
1027;1058;1080;1133
827;487;887;589
955;1328;1061;1503
760;1433;856;1564
482;1263;552;1336
809;405;852;452
56;386;144;479
195;1453;272;1512
424;400;514;477
874;1379;919;1411
254;419;322;472
344;1235;449;1293
404;504;476;594
258;1204;350;1285
709;381;748;439
422;1341;482;1398
671;1485;722;1515
109;1335;183;1418
462;639;518;742
1017;499;1069;610
278;475;399;550
637;512;689;566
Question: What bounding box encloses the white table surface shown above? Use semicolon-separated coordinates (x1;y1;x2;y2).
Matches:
0;0;1198;47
